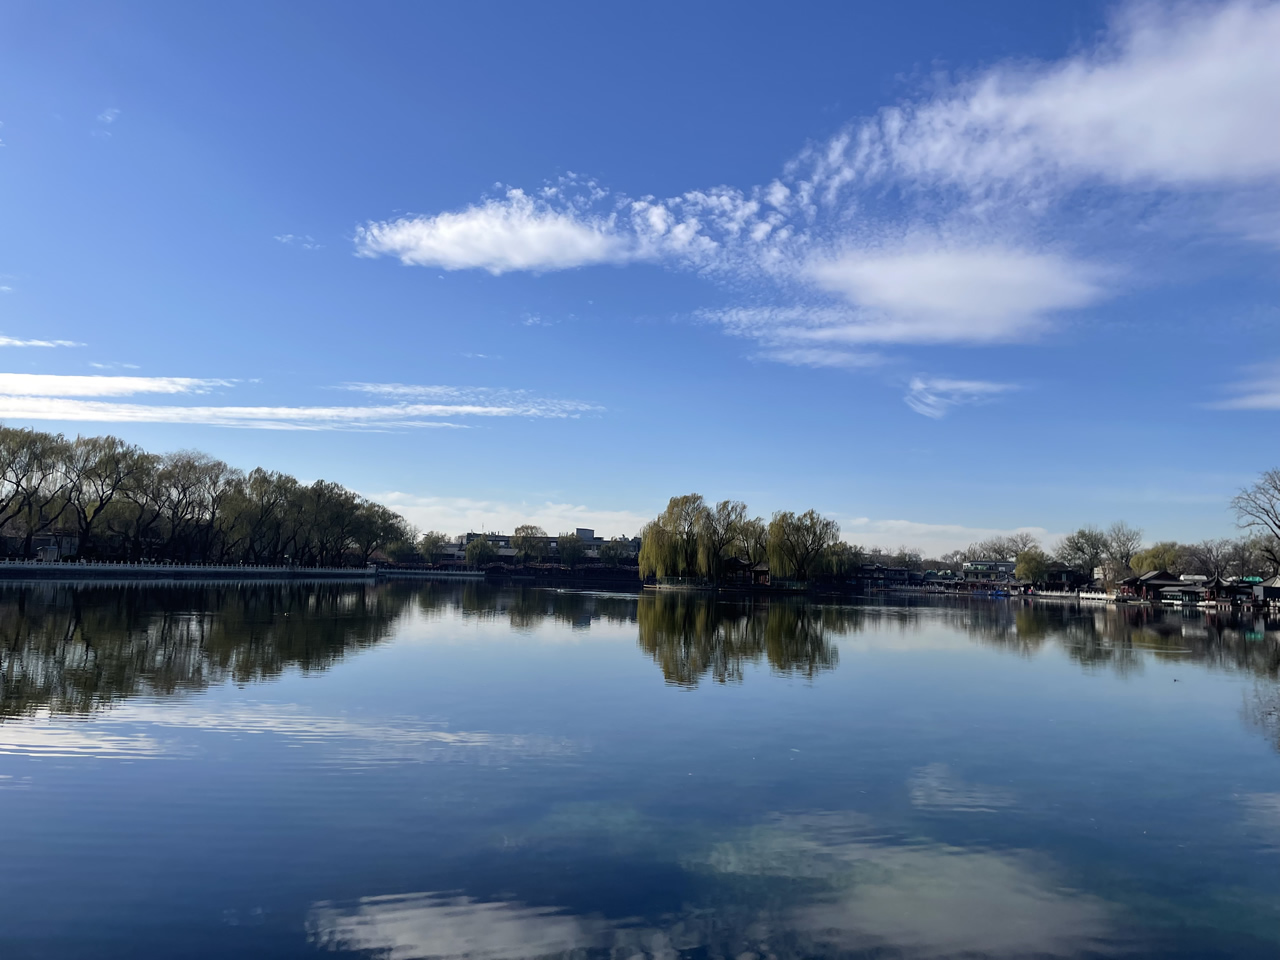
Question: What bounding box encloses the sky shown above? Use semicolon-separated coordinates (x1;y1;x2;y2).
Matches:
0;0;1278;555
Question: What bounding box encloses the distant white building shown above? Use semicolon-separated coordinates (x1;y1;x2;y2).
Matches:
446;529;638;563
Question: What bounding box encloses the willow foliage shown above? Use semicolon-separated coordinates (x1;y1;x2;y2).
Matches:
638;494;841;583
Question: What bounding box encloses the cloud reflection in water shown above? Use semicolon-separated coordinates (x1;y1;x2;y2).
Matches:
0;702;574;765
908;763;1017;813
308;811;1119;960
308;893;606;960
697;812;1118;958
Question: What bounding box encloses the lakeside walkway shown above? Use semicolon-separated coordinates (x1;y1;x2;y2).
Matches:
0;559;377;581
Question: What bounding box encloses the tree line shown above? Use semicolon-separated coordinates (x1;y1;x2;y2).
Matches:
0;425;414;565
638;494;846;583
881;522;1278;586
883;471;1280;585
635;472;1280;588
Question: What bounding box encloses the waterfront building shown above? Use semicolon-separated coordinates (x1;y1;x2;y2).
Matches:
1118;570;1184;601
961;559;1016;582
1253;576;1280;603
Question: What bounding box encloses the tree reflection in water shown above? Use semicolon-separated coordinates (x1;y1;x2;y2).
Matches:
0;582;420;719
4;581;1280;728
636;592;843;685
955;599;1280;679
453;585;638;632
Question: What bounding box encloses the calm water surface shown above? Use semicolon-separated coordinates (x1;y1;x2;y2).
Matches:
1;582;1279;958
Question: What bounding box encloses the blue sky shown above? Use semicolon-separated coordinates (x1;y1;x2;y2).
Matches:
1;0;1278;553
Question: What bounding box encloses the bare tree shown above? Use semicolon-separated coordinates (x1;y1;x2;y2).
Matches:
1104;521;1144;575
890;545;923;571
1226;537;1263;579
62;435;149;558
1005;531;1041;555
0;427;60;541
1187;538;1232;578
1234;470;1280;572
1056;526;1109;580
16;430;72;558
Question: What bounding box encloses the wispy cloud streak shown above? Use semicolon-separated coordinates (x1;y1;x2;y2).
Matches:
1210;363;1280;410
903;377;1018;418
0;335;83;348
342;382;601;417
0;376;600;431
0;374;229;397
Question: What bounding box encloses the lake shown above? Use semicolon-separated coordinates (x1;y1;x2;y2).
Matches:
1;581;1279;958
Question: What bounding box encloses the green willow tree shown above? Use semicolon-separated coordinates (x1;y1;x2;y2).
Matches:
464;535;497;567
418;531;451;563
638;493;706;579
511;524;547;564
697;499;746;584
557;532;586;569
638;494;842;584
767;509;840;581
1014;547;1050;584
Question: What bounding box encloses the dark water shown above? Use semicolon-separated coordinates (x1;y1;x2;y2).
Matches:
2;583;1279;959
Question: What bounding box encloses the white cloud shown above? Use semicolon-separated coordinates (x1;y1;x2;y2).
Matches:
0;335;82;348
275;233;321;249
96;107;120;125
1210;363;1280;410
372;491;649;539
709;242;1105;358
0;373;229;397
0;397;466;430
835;1;1280;194
356;188;633;273
758;347;882;369
341;383;599;417
839;516;1057;556
903;376;1018;418
0;378;601;431
353;1;1280;373
807;245;1105;343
